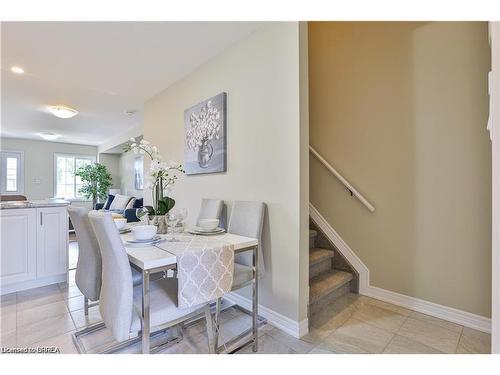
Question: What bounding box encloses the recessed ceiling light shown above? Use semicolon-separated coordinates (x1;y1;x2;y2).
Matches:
125;110;137;116
47;105;78;119
11;66;25;74
38;132;60;141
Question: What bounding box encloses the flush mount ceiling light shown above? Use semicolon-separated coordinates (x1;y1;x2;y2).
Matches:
11;66;25;74
38;132;60;141
47;105;78;119
125;110;137;116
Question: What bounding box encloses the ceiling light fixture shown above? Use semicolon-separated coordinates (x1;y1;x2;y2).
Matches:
125;110;137;116
11;66;25;74
38;132;60;141
47;105;78;119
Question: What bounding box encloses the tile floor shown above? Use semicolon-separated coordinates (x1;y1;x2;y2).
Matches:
0;271;491;354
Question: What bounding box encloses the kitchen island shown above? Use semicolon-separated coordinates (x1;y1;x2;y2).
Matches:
0;199;70;295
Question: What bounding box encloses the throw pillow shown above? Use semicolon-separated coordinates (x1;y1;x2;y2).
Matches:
133;198;143;208
103;194;115;210
109;194;132;211
125;198;136;210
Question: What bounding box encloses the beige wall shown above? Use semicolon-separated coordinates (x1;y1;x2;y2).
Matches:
0;137;97;202
98;153;121;190
144;23;309;323
309;22;492;317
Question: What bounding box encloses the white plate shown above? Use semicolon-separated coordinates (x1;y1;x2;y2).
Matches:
187;228;225;236
126;235;161;244
194;226;224;233
125;238;165;247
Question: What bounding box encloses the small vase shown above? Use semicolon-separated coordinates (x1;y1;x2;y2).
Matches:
152;215;168;234
197;138;213;168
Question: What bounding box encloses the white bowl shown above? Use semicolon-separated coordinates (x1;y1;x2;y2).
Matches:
113;218;127;230
131;225;158;241
198;218;219;231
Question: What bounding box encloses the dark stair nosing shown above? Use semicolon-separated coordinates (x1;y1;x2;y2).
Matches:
309;270;353;304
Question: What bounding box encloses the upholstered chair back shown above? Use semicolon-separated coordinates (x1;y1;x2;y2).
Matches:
67;206;102;301
88;211;133;342
227;201;266;276
197;198;224;226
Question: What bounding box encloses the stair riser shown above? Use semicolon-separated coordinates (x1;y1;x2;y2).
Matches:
309;282;351;316
309;258;333;279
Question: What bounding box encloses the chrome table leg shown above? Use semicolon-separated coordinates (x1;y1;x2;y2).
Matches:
142;269;151;354
84;296;89;316
252;245;258;352
214;297;221;351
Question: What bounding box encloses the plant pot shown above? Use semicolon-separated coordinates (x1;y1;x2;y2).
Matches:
151;215;168;234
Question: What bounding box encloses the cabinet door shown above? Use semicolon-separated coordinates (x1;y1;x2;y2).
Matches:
0;208;37;285
36;207;68;278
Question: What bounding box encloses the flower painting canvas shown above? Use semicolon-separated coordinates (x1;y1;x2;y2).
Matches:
184;92;227;175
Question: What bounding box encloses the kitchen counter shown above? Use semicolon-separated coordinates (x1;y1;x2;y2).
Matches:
0;199;70;209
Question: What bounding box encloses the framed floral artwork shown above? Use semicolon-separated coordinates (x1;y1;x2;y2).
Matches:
184;92;227;175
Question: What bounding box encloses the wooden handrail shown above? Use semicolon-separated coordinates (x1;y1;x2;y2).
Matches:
309;145;375;212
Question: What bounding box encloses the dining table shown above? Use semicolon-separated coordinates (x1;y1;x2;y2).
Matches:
121;227;260;354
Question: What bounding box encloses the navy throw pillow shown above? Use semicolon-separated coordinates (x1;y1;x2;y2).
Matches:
103;194;115;210
133;198;143;209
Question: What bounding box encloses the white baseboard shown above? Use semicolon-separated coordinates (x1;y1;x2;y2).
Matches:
364;285;491;333
224;291;308;339
0;274;66;295
309;203;492;334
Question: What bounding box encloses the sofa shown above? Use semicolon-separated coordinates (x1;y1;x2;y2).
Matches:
96;194;144;222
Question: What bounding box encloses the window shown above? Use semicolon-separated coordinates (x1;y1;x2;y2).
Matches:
54;154;96;200
0;151;24;195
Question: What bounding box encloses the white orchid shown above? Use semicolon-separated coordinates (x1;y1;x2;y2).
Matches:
124;139;185;214
186;100;222;151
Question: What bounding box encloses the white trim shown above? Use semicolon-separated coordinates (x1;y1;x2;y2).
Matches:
53;153;97;199
309;202;492;334
489;21;500;352
364;285;491;334
309;203;369;293
0;150;25;195
0;274;66;296
224;291;309;338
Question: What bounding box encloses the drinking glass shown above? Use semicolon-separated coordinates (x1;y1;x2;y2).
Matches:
177;208;188;232
166;209;181;241
136;207;150;225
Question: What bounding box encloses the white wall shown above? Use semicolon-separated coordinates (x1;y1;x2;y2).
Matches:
0;137;97;203
119;151;144;198
143;23;309;325
98;153;121;190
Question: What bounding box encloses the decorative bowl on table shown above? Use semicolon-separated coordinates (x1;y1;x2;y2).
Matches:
131;225;158;241
198;219;219;231
113;218;127;230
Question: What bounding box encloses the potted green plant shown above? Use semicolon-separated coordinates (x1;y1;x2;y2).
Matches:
124;138;184;233
75;163;113;209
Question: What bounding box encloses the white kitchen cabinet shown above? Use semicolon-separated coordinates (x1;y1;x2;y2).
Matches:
0;208;37;286
0;203;68;294
36;207;68;278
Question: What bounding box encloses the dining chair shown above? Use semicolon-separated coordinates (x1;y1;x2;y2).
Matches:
68;207;143;316
196;198;224;226
214;200;266;352
87;210;215;354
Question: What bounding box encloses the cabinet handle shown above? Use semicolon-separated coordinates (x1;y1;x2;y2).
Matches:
40;212;43;226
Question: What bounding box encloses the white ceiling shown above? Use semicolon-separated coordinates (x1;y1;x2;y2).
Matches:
1;22;263;145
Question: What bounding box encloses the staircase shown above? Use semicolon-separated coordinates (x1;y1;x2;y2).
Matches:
308;227;358;317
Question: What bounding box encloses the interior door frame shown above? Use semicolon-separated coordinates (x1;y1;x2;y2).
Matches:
489;21;500;354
